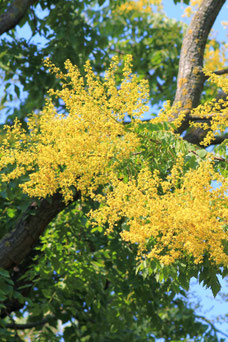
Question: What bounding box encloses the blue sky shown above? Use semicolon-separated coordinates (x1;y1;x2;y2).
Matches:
163;0;228;42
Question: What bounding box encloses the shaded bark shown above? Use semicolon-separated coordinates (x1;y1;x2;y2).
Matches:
0;192;79;317
0;192;79;270
0;0;36;35
1;246;42;318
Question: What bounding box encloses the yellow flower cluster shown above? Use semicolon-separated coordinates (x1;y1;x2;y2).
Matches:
0;56;149;202
91;156;228;266
183;0;203;18
152;100;186;130
204;39;227;72
153;69;227;146
190;71;228;146
116;0;162;15
0;55;227;267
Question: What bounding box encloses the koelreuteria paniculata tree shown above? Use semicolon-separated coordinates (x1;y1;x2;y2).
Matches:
0;55;227;267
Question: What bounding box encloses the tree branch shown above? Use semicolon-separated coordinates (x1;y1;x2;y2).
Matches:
196;315;228;339
183;129;228;147
0;192;80;270
204;68;228;80
213;155;227;162
172;0;226;132
0;245;42;318
5;315;54;330
0;192;79;317
210;133;228;145
0;0;37;36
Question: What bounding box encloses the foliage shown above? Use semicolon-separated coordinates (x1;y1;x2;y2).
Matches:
0;0;185;124
190;71;228;145
0;206;220;341
93;0;184;107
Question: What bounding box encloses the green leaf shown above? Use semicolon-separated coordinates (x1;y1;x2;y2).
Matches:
98;0;106;6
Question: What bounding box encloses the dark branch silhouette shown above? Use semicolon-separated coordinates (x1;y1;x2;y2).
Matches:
0;192;79;270
0;0;36;36
5;315;54;330
204;68;228;80
196;315;228;339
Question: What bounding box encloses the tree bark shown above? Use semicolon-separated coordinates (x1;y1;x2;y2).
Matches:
172;0;226;132
0;192;79;270
0;0;36;35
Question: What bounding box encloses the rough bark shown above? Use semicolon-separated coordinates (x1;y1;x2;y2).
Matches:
0;0;36;35
172;0;226;132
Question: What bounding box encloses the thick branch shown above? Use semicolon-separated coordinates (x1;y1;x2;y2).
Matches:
184;130;228;146
0;192;79;270
0;0;36;35
210;133;228;145
172;0;226;131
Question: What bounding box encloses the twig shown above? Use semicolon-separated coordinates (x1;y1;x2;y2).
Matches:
5;315;54;330
196;315;228;339
213;156;227;162
204;68;228;80
190;149;227;163
132;151;142;156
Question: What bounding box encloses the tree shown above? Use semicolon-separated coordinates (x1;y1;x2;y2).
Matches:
0;0;227;341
